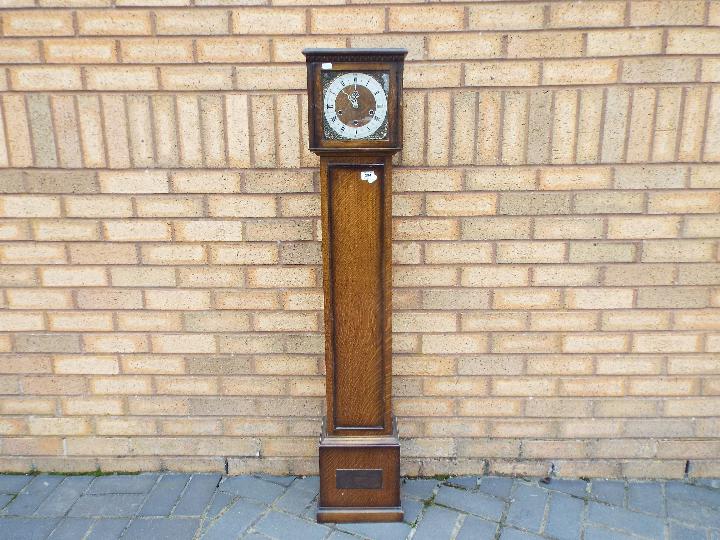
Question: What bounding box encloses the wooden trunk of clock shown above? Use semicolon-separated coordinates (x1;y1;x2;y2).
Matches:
304;49;407;523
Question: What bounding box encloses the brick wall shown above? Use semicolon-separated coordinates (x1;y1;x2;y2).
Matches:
0;0;719;478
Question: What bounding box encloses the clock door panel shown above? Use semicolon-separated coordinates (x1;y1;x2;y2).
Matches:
327;163;386;430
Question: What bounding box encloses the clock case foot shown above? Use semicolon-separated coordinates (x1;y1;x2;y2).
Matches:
317;417;403;523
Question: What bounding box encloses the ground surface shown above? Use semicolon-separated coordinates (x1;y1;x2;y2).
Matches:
0;473;719;539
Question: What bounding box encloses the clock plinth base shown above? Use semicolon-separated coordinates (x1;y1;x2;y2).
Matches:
317;419;403;523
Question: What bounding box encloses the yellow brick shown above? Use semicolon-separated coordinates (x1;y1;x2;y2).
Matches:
54;355;119;375
208;195;276;217
48;312;114;332
145;290;210;311
173;221;243;242
468;3;544;30
629;377;697;396
110;267;176;287
2;242;67;264
254;312;318;332
560;377;625;397
394;218;459;241
394;267;458;287
92;376;152;395
566;288;634;309
161;66;233;91
63;398;124;416
141;244;207;265
0;312;44;332
494;289;562;310
210;244;278;265
7;289;72;309
543;60;619;85
649;192;720;214
427;33;502;60
538;167;612;190
103;221;171;242
393;312;457;333
99;171;168;194
622;58;697;84
587;29;664;56
84;334;148;353
0;38;39;63
530;311;598;332
569;242;636;263
3;10;74;36
310;7;384;33
394;168;462;192
493;333;562;354
633;333;701;353
466;61;540;87
550;1;626;27
135;196;203;218
155;9;228;35
461;266;529;287
563;334;629;353
65;196;133;218
1;195;61;217
44;38;116;63
96;417;157;435
630;0;705;25
389;5;463;31
642;240;715;262
76;289;142;309
421;334;488;354
595;355;664;375
85;66;158;91
496;242;566;263
156;376;218;395
234;8;306;34
534;217;603;240
462;312;527;332
28;417;89;436
508;31;584;58
426;194;496;216
171;171;242;193
122;38;193;64
117;312;182;332
246;267;316;288
78;10;152;35
602;310;670;331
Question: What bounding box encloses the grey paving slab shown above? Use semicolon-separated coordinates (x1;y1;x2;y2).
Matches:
255;474;296;487
478;476;514;499
206;491;235;519
337;520;412;540
666;480;720;508
590;480;625;506
588;501;665;539
584;524;635;540
2;475;64;515
292;476;320;494
0;517;61;539
0;494;13;509
201;499;265;540
35;476;93;517
401;497;423;524
138;473;190;517
435;485;505;522
500;527;544;540
174;474;222;516
667;497;720;528
412;505;460;540
47;518;93;539
506;483;548;532
541;478;587;498
456;515;498;540
669;522;708;540
85;518;129;540
627;482;664;515
545;492;584;540
327;531;358;540
401;479;438;501
123;517;200;540
68;493;145;518
254;510;331;540
220;476;286;503
447;476;478;490
274;482;318;515
87;473;158;495
0;475;32;494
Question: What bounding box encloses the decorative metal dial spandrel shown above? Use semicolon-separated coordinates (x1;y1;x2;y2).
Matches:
322;71;389;141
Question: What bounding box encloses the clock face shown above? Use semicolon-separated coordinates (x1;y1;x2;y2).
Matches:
322;72;389;141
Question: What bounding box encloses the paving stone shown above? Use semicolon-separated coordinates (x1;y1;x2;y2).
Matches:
590;480;625;506
68;494;145;518
327;531;358;540
87;474;158;495
2;475;64;515
478;476;514;499
666;481;720;508
587;501;664;539
138;473;190;517
500;527;545;540
584;524;635;540
201;499;265;540
545;492;584;540
400;479;437;500
401;497;423;524
434;485;504;522
174;474;222;516
627;482;663;515
274;482;317;515
123;517;200;540
85;518;129;540
667;497;720;528
0;494;13;509
0;475;32;494
337;520;412;540
47;518;93;539
255;474;296;487
412;505;460;540
244;534;273;540
456;515;498;540
710;529;720;540
0;517;61;539
254;510;330;540
292;476;320;493
220;476;286;503
206;491;235;519
447;476;478;490
541;478;588;498
669;522;707;540
695;479;720;489
35;476;93;517
506;483;548;532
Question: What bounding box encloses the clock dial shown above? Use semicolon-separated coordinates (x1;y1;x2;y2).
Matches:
323;72;388;141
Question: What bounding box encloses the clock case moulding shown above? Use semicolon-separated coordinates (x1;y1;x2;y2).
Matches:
303;48;408;524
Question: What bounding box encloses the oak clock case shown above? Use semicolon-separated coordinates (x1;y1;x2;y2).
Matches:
303;48;407;524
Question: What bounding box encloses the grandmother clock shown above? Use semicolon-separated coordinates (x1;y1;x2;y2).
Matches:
303;48;407;523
